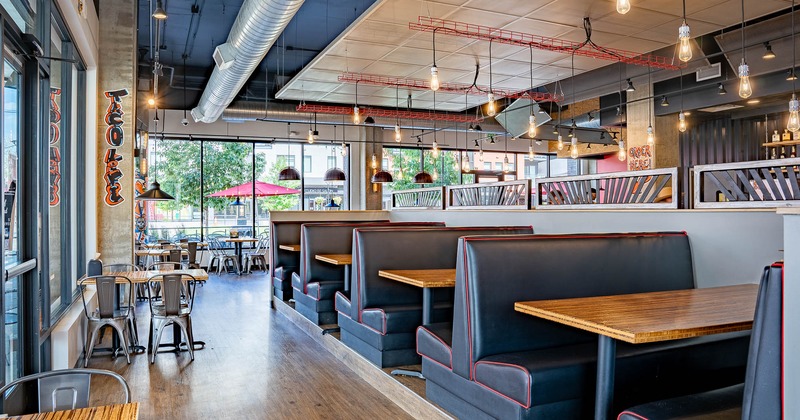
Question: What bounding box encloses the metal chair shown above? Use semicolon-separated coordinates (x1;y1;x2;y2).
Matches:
102;264;141;347
187;242;200;269
147;273;197;363
208;238;239;275
78;275;134;367
244;237;269;273
0;368;130;415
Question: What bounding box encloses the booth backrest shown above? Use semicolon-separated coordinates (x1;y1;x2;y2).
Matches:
350;226;534;321
298;222;444;293
269;219;388;280
451;232;695;379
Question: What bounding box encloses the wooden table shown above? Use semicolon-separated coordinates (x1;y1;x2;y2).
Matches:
79;269;209;284
316;254;353;292
220;237;258;273
8;402;139;420
278;244;301;252
514;284;759;420
378;269;456;324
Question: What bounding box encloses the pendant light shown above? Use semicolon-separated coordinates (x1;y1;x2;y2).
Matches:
789;0;800;133
370;121;393;184
430;29;440;91
527;46;537;138
738;0;753;98
569;51;579;159
413;135;433;185
763;42;776;60
353;82;361;124
570;136;579;159
230;196;245;206
677;0;692;62
394;86;402;142
616;0;631;15
324;126;347;182
279;123;300;181
718;83;728;95
618;138;627;161
307;113;319;144
486;40;497;117
647;66;655;145
556;102;564;150
153;0;168;20
678;70;687;133
528;140;535;161
138;110;175;201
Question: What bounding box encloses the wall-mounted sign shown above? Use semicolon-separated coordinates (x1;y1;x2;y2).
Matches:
628;145;652;171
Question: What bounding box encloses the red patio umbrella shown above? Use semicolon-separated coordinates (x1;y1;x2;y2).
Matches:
207;181;299;198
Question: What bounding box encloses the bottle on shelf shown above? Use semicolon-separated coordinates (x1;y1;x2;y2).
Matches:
773;130;781;142
783;129;792;142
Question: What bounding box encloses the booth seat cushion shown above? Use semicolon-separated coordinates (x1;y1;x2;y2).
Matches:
335;292;351;317
361;302;453;335
472;331;750;409
306;281;343;301
417;323;453;369
291;272;303;291
617;384;743;420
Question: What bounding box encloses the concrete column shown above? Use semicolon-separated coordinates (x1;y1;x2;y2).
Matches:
95;0;136;264
626;83;654;171
654;114;680;169
363;124;383;210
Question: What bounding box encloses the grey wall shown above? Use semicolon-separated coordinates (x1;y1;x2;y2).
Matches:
389;209;783;288
782;212;798;418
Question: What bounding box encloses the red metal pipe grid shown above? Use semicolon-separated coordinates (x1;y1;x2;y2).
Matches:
409;16;682;71
337;72;562;102
296;103;482;123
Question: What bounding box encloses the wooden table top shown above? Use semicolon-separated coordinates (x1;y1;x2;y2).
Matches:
315;254;352;265
134;249;188;257
220;237;258;243
79;269;209;284
378;269;457;288
142;242;208;248
514;284;759;344
279;244;301;252
8;402;139;420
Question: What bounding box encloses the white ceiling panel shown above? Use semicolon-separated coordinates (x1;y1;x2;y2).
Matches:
276;0;793;113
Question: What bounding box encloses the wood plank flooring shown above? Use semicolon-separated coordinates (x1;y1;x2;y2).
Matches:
86;272;412;419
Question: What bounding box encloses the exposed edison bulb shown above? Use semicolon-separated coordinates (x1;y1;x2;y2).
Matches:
738;61;752;99
307;129;315;144
147;97;156;106
678;22;692;63
486;93;497;117
528;115;537;137
432;170;439;181
353;106;361;124
340;141;347;157
431;140;439;158
570;137;579;159
678;112;687;133
618;140;627;162
503;155;510;173
557;135;564;151
647;125;655;145
789;95;800;133
461;155;471;172
528;145;535;160
479;148;484;161
371;153;377;170
616;0;631;14
394;124;402;142
430;66;440;91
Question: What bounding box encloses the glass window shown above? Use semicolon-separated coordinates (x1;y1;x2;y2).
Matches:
327;156;336;169
257;143;300;233
303;155;312;173
278;154;295;168
201;141;255;238
149;139;201;241
48;19;65;311
0;0;35;33
483;162;491;170
302;143;345;211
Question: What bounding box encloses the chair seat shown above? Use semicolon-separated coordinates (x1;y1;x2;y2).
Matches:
88;310;129;320
361;302;453;335
417;322;453;369
306;281;343;301
618;384;743;420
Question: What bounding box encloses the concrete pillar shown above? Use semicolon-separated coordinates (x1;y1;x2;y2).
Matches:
95;0;136;263
549;98;620;159
626;83;654;171
363;124;383;210
654;114;680;169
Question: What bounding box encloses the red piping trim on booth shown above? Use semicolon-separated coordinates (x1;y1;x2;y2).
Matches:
416;326;453;369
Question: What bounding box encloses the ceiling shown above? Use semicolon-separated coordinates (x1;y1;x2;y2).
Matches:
274;0;794;112
139;0;796;115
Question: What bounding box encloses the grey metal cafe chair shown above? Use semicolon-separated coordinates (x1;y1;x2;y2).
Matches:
0;368;130;415
147;273;198;363
102;264;141;347
78;275;134;367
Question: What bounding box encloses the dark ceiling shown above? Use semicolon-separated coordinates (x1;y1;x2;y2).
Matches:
136;0;378;108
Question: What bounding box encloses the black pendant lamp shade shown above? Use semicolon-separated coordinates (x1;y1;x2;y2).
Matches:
278;166;301;181
137;180;175;201
324;198;340;209
230;196;245;206
324;167;347;182
371;170;393;183
413;171;433;184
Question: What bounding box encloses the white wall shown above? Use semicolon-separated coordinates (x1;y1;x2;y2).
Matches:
389;209;784;288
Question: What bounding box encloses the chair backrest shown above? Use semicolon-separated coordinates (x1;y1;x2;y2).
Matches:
450;232;694;379
187;242;198;263
179;238;189;243
147;261;180;272
350;226;534;320
0;368;130;415
742;262;783;420
103;264;139;273
157;240;170;245
148;273;197;315
78;276;132;319
169;249;182;265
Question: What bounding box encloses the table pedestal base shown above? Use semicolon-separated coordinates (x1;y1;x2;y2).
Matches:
595;335;616;420
391;369;424;379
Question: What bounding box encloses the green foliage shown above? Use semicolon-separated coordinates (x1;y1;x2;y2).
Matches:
258;156;300;211
386;148;461;191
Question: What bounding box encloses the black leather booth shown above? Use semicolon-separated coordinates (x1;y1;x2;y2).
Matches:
618;262;783;420
291;222;443;325
417;232;751;419
336;226;533;368
269;219;387;301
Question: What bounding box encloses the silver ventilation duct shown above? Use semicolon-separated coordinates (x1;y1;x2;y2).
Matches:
191;0;305;123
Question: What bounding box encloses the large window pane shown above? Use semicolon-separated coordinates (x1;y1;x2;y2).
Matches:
302;143;345;211
202;142;256;237
256;143;300;234
48;21;64;310
149;139;201;241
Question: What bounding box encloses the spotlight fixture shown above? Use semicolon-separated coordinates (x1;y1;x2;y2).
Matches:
788;69;798;81
762;42;776;60
616;0;631;14
718;83;727;95
152;0;168;19
660;96;669;107
616;106;622;116
599;131;606;140
473;139;480;147
364;116;375;124
625;78;636;92
588;112;596;121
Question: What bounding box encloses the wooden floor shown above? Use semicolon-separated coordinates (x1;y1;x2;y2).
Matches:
87;272;413;419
